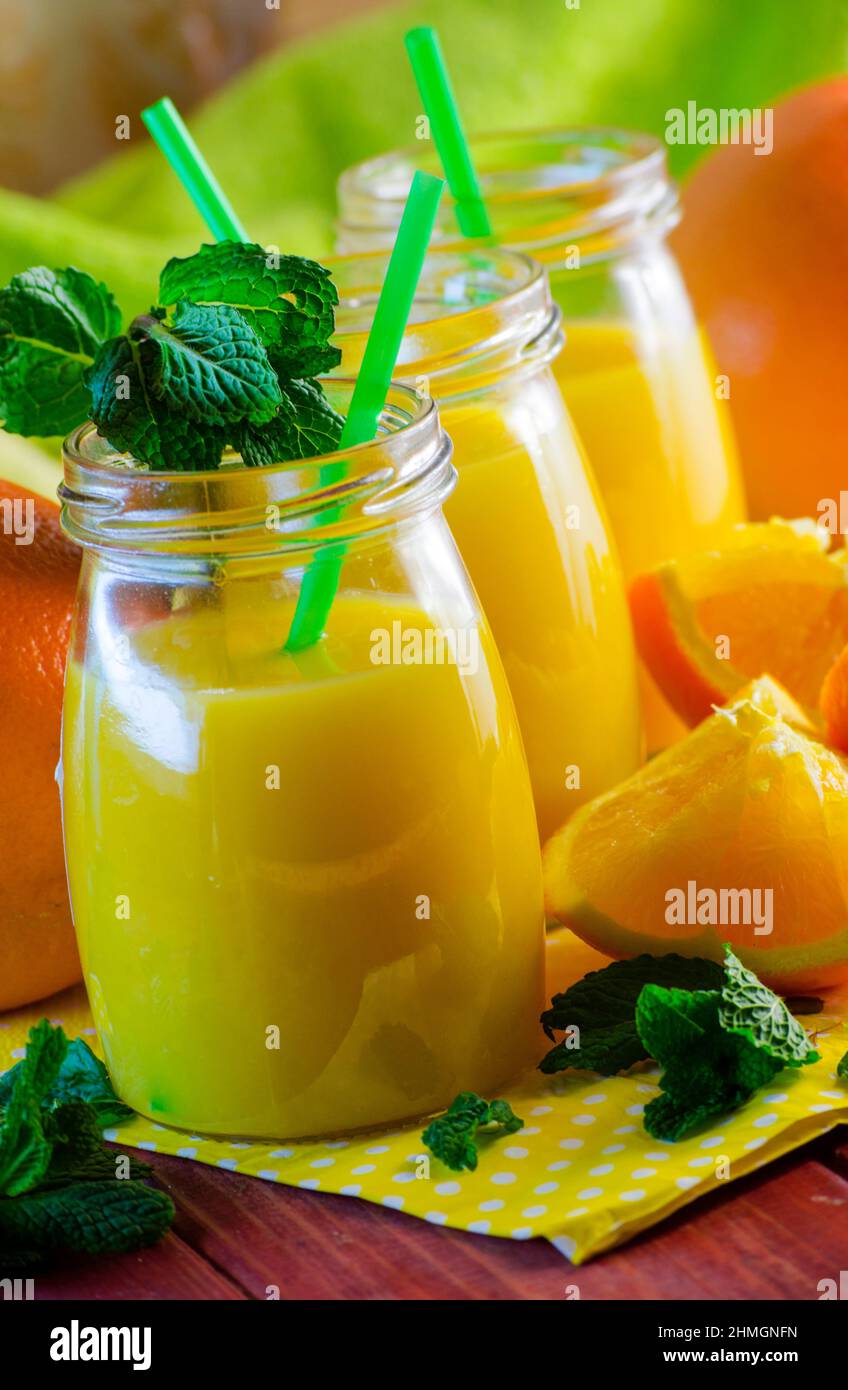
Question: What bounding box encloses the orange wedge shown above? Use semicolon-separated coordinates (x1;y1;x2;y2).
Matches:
629;518;848;727
543;676;848;991
821;642;848;753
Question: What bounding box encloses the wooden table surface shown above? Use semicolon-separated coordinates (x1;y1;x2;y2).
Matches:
31;1129;848;1300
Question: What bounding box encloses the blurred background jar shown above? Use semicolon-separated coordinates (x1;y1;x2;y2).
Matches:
330;245;643;840
336;128;746;750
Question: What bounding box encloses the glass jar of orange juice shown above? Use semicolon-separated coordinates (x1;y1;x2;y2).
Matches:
330;247;642;842
58;383;544;1141
337;129;746;750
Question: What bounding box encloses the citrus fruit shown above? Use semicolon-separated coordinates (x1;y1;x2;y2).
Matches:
820;642;848;753
629;518;848;728
543;676;848;992
0;432;62;502
0;479;82;1009
672;77;848;519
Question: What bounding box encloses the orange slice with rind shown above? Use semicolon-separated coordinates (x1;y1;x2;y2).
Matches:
543;676;848;991
629;518;848;727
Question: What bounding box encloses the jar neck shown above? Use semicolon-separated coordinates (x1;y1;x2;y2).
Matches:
329;247;562;397
337;127;680;271
59;381;454;568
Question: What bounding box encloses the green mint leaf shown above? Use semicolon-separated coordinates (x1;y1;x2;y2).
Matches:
719;947;819;1067
636;985;781;1142
539;953;725;1075
132;302;281;425
838;1050;848;1083
41;1103;150;1187
87;334;227;472
0;1021;170;1265
233;378;344;466
47;1038;133;1127
485;1099;523;1134
0;1021;68;1197
0;1179;174;1262
422;1092;523;1173
0;266;121;435
158;242;342;380
0;1033;132;1128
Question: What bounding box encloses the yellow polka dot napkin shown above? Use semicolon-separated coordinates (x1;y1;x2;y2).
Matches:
2;931;847;1265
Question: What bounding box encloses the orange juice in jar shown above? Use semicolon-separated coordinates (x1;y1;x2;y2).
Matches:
337;130;745;750
59;385;544;1141
330;247;642;841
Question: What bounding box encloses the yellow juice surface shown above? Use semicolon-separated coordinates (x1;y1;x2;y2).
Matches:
61;593;545;1140
442;383;642;844
555;321;745;748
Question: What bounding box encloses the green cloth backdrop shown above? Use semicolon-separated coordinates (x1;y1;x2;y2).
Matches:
0;0;845;473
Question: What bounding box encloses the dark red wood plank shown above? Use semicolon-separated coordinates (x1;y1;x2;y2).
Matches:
126;1145;848;1301
17;1155;247;1301
28;1232;246;1301
818;1129;848;1179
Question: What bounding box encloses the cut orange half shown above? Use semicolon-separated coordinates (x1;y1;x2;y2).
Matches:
543;676;848;992
629;518;848;727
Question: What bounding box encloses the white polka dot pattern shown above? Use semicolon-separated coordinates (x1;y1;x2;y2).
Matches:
2;955;847;1268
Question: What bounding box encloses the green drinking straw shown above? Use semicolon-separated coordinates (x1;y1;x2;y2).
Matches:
141;97;249;242
140;98;443;650
404;27;492;239
284;169;445;652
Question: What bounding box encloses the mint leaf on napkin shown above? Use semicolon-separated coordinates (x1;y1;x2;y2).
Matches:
0;1019;66;1197
539;948;820;1141
719;947;819;1066
539;953;724;1075
422;1092;523;1173
636;984;783;1142
0;1033;133;1128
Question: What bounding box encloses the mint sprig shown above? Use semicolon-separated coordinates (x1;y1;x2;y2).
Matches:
0;1031;133;1127
636;985;783;1142
234;379;346;466
0;1021;173;1267
130;302;282;424
158;242;342;380
422;1092;523;1173
87;302;282;471
539;947;820;1142
0;266;120;435
718;948;819;1066
0;243;345;472
87;334;229;473
539;953;725;1075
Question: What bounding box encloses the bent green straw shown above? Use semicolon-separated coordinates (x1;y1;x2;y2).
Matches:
284;169;445;652
404;27;492;239
141;97;248;242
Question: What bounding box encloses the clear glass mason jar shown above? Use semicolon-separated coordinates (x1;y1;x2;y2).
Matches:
330;246;642;843
58;382;545;1142
337;129;746;750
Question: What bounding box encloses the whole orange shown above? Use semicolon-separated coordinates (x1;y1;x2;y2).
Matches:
0;478;81;1009
672;77;848;520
